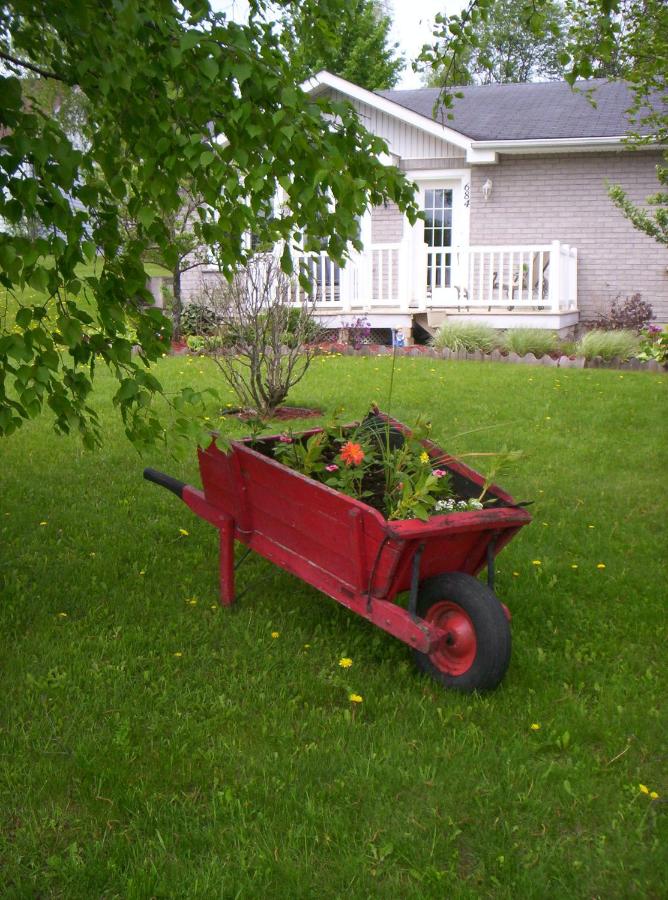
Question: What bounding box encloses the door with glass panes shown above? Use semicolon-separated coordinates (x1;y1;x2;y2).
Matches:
422;185;454;301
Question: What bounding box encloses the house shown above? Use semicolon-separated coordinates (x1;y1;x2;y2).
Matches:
182;71;667;340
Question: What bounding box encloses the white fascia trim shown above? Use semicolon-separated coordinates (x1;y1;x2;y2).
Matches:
403;168;471;182
303;70;473;155
470;136;631;154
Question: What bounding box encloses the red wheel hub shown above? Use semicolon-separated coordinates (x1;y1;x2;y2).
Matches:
426;600;477;675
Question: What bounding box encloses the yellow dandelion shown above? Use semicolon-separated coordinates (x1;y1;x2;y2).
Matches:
271;631;280;639
571;564;578;569
57;612;68;618
597;563;606;570
532;560;542;566
304;643;311;649
349;693;363;703
339;657;353;668
639;784;649;794
179;528;189;536
174;652;183;657
210;604;218;610
650;791;659;800
39;521;48;526
186;598;197;606
512;571;520;577
530;723;541;731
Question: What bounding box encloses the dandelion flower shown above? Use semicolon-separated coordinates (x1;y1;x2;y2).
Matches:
39;520;48;526
349;693;363;703
271;631;280;639
532;560;542;566
650;791;659;800
571;564;578;569
639;784;649;794
513;572;520;577
530;723;541;731
174;652;183;657
57;612;68;618
210;605;217;610
179;528;189;536
139;570;145;576
304;643;311;649
597;563;606;570
339;657;353;668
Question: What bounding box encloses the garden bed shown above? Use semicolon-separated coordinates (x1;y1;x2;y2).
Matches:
311;342;666;371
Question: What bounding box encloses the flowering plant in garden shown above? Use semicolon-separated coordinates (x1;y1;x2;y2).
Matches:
636;325;668;366
272;407;513;521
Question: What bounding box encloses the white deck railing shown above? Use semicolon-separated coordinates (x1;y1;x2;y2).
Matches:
450;242;578;311
291;240;578;313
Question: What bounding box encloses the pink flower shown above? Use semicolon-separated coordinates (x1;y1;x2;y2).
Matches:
278;434;293;443
432;469;447;478
325;464;339;472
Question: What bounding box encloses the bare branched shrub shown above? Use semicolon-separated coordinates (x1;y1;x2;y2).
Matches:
197;254;321;418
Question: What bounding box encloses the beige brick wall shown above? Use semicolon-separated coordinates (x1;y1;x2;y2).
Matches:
371;202;404;243
470;151;667;321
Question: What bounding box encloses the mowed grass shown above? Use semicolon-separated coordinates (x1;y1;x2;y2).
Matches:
1;354;666;898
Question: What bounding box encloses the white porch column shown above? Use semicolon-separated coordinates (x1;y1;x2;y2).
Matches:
548;240;562;312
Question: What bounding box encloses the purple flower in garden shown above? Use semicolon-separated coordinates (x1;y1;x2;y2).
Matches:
432;469;447;478
325;464;339;472
279;434;293;443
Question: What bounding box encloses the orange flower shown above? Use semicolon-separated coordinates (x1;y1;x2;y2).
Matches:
340;441;365;467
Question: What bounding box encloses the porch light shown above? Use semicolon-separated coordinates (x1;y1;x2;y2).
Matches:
482;178;493;201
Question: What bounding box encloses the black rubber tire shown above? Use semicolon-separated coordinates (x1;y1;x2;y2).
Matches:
412;572;511;693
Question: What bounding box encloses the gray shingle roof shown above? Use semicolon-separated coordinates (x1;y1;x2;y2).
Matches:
376;79;661;141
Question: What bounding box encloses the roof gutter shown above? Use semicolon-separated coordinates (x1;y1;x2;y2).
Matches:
469;135;639;156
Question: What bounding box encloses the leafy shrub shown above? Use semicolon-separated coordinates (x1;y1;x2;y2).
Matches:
595;293;654;333
576;329;640;361
636;326;668;366
180;302;218;336
431;322;498;354
503;328;558;357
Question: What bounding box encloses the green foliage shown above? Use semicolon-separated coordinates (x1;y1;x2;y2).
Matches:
431;322;498;353
576;329;640;361
636;326;668;365
503;328;559;357
424;0;567;86
180;302;219;337
281;0;404;90
609;166;668;247
0;0;418;446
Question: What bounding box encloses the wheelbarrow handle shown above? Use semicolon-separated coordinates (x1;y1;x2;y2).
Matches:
143;467;186;498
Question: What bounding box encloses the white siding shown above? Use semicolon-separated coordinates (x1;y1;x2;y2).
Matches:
329;90;465;161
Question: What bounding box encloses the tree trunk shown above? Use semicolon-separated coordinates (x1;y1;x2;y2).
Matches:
172;267;182;342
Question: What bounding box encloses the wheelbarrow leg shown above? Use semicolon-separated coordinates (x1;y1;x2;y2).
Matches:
219;517;235;606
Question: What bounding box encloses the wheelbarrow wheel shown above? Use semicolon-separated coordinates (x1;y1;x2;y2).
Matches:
413;572;511;693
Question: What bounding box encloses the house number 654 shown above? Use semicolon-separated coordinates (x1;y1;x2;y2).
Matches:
464;183;470;207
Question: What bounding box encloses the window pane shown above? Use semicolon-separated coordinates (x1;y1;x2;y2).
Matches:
423;210;434;227
425;189;434;208
424;227;433;247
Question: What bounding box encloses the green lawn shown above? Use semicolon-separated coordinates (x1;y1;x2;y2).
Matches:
1;355;666;898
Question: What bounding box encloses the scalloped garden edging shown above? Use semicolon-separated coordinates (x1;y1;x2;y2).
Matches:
312;343;665;372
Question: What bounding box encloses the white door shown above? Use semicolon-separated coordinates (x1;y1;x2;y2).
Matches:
415;178;469;306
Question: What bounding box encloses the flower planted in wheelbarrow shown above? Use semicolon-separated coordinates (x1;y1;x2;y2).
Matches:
272;408;506;522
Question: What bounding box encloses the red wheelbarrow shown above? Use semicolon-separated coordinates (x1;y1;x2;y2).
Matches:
144;411;531;692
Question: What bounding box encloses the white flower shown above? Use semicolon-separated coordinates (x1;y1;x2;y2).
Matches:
456;500;468;510
469;499;483;510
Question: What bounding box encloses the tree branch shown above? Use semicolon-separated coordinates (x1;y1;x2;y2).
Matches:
0;50;68;82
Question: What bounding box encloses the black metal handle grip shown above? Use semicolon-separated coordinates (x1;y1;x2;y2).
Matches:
143;467;186;498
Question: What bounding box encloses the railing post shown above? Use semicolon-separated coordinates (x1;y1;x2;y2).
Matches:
548;240;562;311
570;247;578;310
